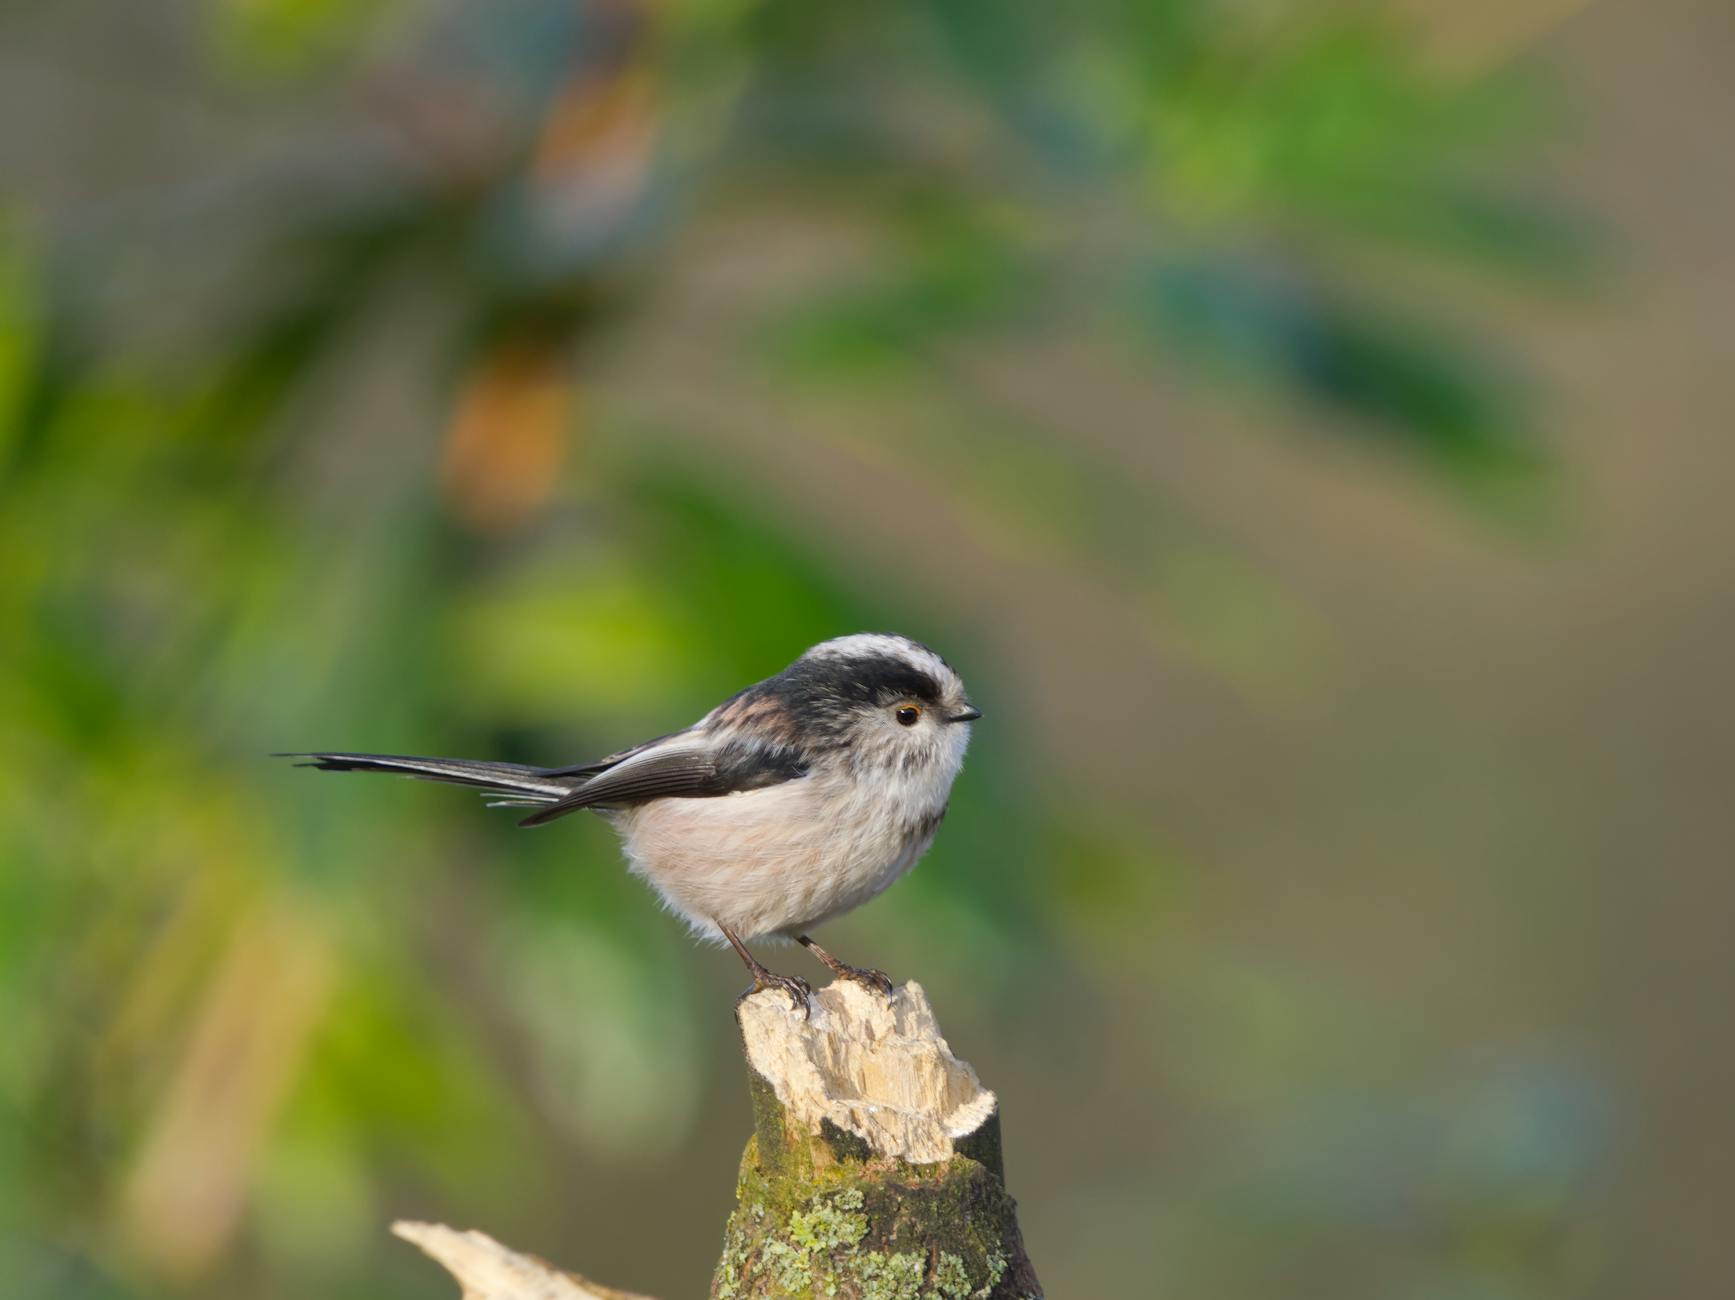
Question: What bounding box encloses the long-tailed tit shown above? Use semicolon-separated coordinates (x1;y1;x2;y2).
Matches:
283;633;980;1013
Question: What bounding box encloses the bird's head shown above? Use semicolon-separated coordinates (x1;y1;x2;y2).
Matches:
773;633;980;779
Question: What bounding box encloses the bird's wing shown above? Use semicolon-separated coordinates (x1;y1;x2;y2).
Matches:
517;735;807;828
535;729;689;781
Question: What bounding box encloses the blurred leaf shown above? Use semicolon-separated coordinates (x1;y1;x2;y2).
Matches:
494;913;702;1160
763;195;1041;382
1146;255;1544;485
206;0;400;82
0;223;39;465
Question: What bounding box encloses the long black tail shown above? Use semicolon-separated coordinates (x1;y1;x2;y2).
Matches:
278;752;575;808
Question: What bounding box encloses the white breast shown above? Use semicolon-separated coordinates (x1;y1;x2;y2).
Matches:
611;751;957;943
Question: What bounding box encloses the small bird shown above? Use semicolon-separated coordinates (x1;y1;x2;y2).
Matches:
283;633;979;1013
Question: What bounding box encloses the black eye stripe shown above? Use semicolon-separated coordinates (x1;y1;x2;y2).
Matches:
849;656;942;705
774;656;942;707
766;651;952;742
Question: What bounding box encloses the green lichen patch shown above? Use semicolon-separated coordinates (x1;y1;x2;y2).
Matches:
930;1253;971;1298
711;1142;1038;1299
851;1249;926;1299
788;1188;869;1253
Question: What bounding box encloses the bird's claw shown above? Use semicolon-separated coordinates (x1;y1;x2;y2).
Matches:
740;971;813;1018
832;964;894;998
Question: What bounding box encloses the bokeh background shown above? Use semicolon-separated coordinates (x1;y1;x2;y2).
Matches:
2;1;1731;1297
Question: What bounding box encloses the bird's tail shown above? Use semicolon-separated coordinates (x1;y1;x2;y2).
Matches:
277;752;575;809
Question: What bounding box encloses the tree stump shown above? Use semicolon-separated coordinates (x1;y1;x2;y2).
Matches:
714;980;1040;1299
395;981;1041;1300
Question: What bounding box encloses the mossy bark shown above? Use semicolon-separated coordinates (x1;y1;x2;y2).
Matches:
709;1052;1041;1300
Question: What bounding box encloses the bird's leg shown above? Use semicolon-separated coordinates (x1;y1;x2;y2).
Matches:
797;935;894;998
721;924;811;1018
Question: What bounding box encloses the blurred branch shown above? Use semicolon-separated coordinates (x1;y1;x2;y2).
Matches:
121;896;337;1281
393;1221;658;1300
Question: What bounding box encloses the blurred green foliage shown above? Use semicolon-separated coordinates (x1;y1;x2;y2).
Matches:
0;1;1606;1297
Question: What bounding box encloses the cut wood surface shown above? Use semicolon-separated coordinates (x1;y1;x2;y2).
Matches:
393;981;1041;1300
735;979;999;1165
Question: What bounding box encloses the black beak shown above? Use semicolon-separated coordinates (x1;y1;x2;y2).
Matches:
948;706;983;723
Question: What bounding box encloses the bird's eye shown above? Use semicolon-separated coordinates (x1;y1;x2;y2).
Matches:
896;705;921;726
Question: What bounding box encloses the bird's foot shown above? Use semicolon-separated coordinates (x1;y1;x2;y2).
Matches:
829;962;894;998
797;935;894;998
739;970;812;1018
722;924;812;1018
